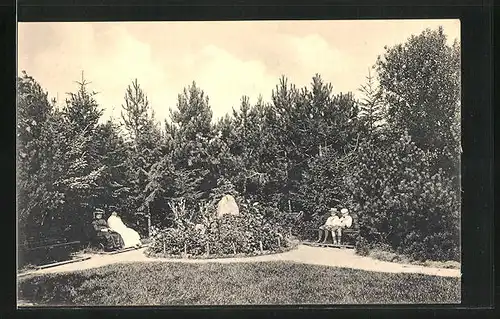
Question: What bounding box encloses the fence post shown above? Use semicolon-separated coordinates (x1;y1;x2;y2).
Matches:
259;241;263;253
206;242;210;256
232;242;236;255
163;239;166;255
184;243;187;256
277;236;281;248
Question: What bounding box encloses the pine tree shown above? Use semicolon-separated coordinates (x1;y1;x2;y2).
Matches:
121;79;152;144
120;79;163;236
17;71;52;148
18;73;107;246
375;27;461;177
58;75;107;240
62;72;103;135
169;81;213;141
262;76;297;211
229;96;265;195
150;81;216;226
92;120;131;218
292;75;360;228
17;72;54;244
358;68;386;136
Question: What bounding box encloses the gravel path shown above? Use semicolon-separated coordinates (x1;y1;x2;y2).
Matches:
21;244;461;278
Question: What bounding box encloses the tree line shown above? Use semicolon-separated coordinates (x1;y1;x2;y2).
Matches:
17;27;461;261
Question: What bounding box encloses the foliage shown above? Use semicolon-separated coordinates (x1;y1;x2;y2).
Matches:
148;197;292;257
120;79;163;235
358;68;386;136
375;27;461;178
18;74;107;250
346;132;460;261
91;120;131;216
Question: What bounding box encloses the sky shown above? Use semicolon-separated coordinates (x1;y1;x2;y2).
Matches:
17;20;460;124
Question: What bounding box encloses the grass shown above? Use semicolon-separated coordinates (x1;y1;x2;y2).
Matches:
18;261;460;306
368;249;461;270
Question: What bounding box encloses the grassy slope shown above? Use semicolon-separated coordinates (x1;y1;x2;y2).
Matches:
18;261;460;306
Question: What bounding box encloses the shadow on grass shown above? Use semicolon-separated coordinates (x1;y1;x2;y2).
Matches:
18;261;460;306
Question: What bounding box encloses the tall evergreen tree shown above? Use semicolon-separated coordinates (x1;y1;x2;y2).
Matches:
58;75;107;240
120;79;163;235
375;27;461;177
294;75;360;226
19;73;107;245
121;79;153;144
62;72;103;135
227;96;269;196
145;82;217;226
92;120;131;218
358;68;386;137
17;72;54;244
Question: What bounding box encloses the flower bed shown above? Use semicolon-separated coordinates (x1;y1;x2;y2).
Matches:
147;202;296;259
145;239;299;260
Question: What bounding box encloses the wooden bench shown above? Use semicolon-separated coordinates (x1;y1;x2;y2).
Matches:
303;220;361;249
20;237;81;266
24;238;80;251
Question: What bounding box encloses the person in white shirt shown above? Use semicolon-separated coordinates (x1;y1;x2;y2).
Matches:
336;208;353;245
317;208;342;243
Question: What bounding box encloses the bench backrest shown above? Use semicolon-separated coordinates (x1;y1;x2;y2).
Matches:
23;237;67;249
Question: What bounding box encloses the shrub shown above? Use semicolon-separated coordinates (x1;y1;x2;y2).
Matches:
346;132;460;261
148;198;292;257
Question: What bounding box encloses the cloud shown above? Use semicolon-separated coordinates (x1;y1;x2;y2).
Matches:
18;20;460;124
281;33;347;90
19;23;169;123
182;44;276;118
287;34;344;73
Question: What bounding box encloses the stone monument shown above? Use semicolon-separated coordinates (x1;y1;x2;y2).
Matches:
216;194;239;218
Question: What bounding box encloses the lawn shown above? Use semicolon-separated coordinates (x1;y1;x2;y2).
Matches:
18;261;460;306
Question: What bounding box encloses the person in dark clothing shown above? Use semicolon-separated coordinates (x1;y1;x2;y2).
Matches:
92;210;124;251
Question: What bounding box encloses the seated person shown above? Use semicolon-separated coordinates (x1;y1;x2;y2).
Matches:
92;210;124;251
107;212;142;249
335;208;353;245
317;208;342;244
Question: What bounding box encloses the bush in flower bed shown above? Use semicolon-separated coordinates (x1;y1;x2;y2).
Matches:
146;201;296;258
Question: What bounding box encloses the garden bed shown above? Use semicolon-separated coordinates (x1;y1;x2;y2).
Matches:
144;239;299;260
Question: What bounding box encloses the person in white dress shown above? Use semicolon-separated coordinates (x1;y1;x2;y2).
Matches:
107;212;142;249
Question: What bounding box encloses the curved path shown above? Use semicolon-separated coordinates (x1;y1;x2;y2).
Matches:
21;245;461;278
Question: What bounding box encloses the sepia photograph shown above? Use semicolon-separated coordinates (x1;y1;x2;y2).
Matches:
17;19;461;306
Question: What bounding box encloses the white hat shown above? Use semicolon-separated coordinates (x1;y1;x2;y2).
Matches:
341;208;349;214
